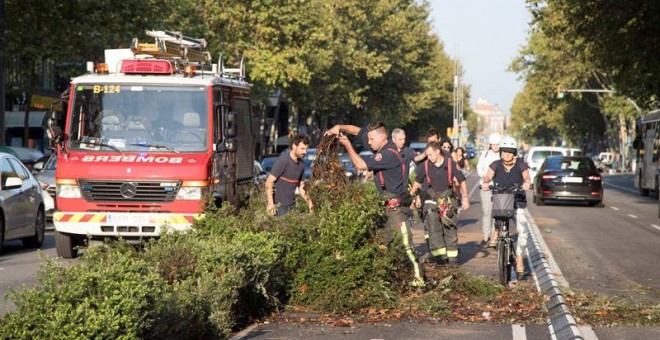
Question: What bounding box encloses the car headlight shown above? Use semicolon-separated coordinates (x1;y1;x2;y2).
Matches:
57;184;81;198
176;187;202;200
345;171;353;177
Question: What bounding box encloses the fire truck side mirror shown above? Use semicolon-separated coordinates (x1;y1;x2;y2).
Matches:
45;117;62;143
225;111;237;138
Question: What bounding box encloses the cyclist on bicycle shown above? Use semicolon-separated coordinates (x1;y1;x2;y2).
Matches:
479;135;531;277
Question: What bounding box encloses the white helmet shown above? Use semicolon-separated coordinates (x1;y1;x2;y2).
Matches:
499;135;518;154
488;132;502;145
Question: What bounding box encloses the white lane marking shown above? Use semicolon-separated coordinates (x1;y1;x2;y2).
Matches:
610;206;620;211
512;324;527;340
628;214;638;219
468;179;480;199
652;224;660;231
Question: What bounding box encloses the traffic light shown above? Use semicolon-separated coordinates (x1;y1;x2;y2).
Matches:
556;85;565;99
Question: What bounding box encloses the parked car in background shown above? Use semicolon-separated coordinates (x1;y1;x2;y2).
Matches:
465;144;476;159
302;157;313;179
260;154;280;174
533;156;603;207
0;146;46;171
253;160;267;184
305;148;317;161
409;142;426;155
357;150;374;181
338;154;357;180
33;154;57;220
0;152;46;253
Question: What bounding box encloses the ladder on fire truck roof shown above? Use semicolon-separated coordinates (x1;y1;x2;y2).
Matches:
131;30;212;63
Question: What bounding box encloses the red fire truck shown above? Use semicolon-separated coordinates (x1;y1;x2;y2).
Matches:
49;31;256;258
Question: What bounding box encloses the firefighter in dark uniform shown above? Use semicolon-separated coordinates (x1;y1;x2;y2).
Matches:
265;134;314;216
328;122;425;287
410;141;470;266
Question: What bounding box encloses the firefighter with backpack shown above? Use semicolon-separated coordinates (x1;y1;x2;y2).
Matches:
410;141;470;266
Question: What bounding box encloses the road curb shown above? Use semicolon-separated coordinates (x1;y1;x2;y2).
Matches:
522;209;593;340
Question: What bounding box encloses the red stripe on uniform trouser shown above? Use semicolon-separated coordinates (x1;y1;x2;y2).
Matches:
278;176;300;184
399;221;423;280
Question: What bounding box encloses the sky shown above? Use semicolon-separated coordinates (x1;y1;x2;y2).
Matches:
429;0;531;115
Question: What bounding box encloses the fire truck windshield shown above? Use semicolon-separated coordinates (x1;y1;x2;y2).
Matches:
67;85;208;153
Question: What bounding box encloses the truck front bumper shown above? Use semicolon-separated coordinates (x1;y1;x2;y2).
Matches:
53;211;204;237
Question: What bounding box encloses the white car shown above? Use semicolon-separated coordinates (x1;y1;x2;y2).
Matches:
526;146;582;182
0;153;46;253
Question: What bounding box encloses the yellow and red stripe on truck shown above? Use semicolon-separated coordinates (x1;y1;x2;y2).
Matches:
54;213;201;224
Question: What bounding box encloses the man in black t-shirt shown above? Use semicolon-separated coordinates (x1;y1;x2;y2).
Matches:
265;134;314;216
410;142;470;266
328;122;425;287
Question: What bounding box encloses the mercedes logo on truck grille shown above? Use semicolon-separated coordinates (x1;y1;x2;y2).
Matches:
120;182;137;198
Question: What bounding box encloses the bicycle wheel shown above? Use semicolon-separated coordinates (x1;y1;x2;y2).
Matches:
497;238;511;285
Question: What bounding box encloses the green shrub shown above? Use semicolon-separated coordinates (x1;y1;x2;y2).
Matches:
0;245;168;340
281;182;406;311
142;227;286;339
1;181;412;338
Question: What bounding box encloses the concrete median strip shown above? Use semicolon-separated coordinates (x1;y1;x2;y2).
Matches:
522;208;598;340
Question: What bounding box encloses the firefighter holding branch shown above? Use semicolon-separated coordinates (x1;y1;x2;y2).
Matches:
328;123;425;287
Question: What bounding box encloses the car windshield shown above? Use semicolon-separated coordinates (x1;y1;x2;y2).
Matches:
545;157;597;172
45;155;57;170
67;84;209;153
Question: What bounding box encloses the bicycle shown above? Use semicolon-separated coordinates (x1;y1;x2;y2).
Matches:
490;184;523;285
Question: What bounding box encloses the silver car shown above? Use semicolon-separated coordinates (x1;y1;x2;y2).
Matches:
33;154;56;216
0;153;46;254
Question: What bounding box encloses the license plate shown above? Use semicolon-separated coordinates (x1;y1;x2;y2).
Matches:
562;177;583;183
108;214;149;225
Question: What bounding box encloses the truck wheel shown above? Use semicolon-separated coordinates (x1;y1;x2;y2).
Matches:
56;231;79;258
23;208;45;248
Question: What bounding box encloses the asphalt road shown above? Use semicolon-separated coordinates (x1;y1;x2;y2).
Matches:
527;173;660;303
0;224;78;316
1;174;659;339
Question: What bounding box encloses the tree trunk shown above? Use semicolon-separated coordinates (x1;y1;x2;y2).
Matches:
23;91;32;147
